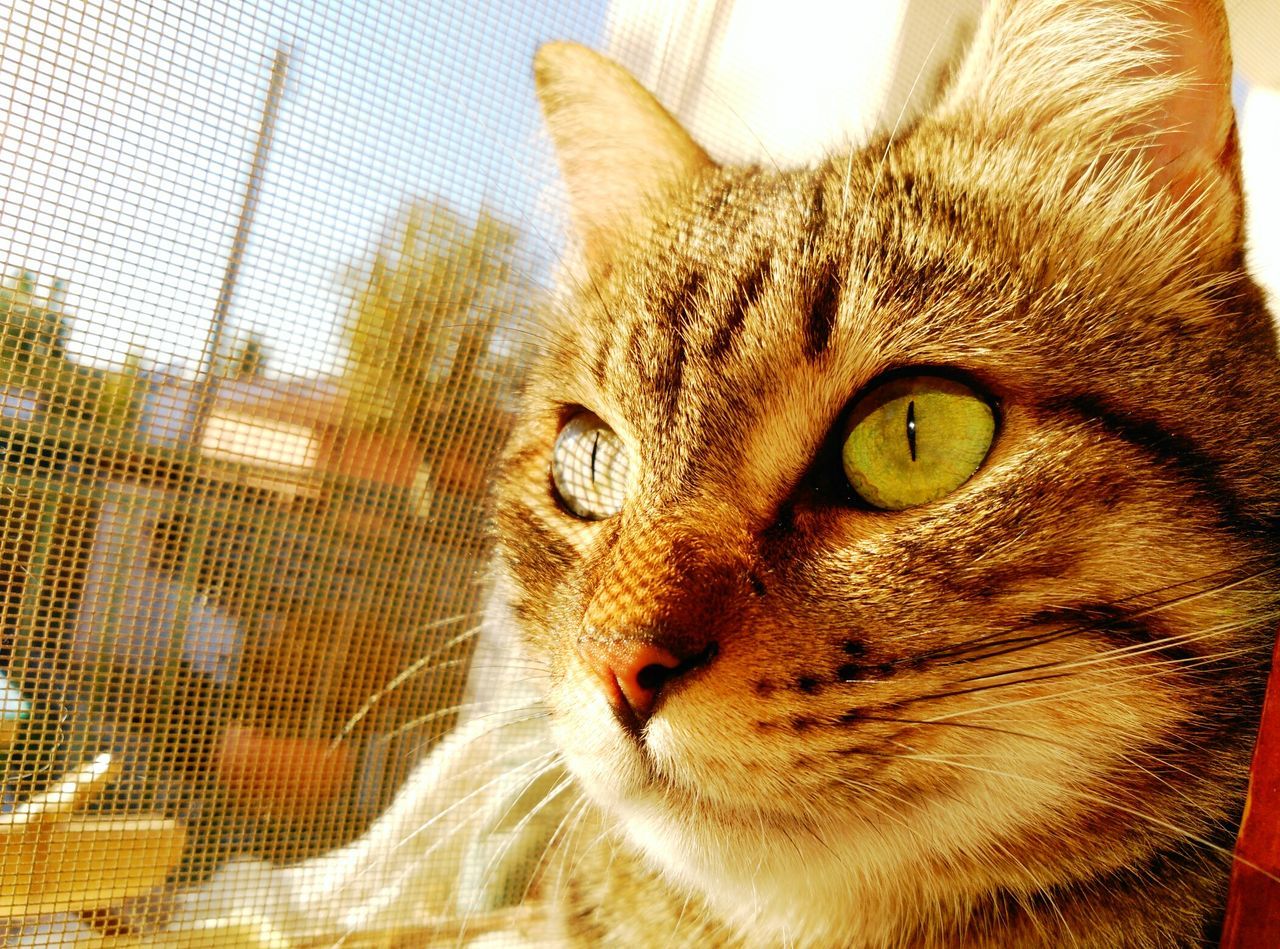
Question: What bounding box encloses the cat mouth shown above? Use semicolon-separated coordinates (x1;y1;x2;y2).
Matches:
609;702;646;743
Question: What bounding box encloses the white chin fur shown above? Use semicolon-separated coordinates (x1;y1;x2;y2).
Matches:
551;683;920;946
610;789;921;946
552;672;1114;946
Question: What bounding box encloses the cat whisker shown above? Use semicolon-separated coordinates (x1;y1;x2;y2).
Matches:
330;750;565;946
328;741;563;932
911;562;1280;667
926;596;1274;691
871;750;1280;885
441;659;551;678
670;888;696;945
517;790;590;909
879;734;996;760
824;776;924;836
835;745;902;759
895;669;1075;707
695;82;786;180
923;643;1265;723
932;597;1260;671
955;609;1280;685
329;618;484;745
842;15;954;239
383;701;549;743
950;610;1278;692
847;714;1072;749
374;744;562;866
550;794;599;910
1125;743;1219;786
1115;751;1204;809
452;772;576;946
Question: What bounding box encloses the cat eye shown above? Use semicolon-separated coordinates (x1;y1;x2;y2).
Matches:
551;411;631;519
841;375;995;511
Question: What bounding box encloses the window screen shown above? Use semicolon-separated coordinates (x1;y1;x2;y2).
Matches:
2;0;1278;945
1;0;601;942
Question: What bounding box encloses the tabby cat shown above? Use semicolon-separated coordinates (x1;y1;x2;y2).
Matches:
177;0;1280;945
487;0;1280;945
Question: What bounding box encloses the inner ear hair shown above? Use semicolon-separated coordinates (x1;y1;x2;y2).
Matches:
936;0;1241;245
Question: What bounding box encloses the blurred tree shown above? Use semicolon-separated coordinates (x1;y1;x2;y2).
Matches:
0;271;72;391
339;201;533;447
0;268;148;439
217;330;269;379
93;350;145;437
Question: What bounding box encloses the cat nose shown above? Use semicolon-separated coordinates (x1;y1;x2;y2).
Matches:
576;637;718;727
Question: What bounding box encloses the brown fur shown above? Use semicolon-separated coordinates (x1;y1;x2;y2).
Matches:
491;1;1280;945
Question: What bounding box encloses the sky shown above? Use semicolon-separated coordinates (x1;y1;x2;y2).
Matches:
1;0;607;379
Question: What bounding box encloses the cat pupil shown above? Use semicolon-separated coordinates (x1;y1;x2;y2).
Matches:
906;400;917;462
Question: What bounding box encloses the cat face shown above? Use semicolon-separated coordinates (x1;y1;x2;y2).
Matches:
494;0;1280;941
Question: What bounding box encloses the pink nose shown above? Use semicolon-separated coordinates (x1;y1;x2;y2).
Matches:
576;639;717;727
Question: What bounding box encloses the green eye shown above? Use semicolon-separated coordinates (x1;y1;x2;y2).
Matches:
551;411;630;519
841;375;995;511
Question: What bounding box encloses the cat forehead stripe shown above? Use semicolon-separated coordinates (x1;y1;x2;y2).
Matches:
801;174;841;361
703;253;771;364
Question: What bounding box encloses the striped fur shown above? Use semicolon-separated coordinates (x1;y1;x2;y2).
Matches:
492;2;1280;945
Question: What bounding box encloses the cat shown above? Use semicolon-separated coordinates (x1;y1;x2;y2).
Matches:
171;0;1280;945
489;0;1280;945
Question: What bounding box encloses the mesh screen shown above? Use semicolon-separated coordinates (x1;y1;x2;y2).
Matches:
1;0;599;941
1;0;1278;945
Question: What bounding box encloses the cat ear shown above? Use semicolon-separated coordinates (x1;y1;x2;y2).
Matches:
939;0;1240;244
534;42;714;274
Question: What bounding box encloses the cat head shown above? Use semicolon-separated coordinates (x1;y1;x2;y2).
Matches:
495;0;1280;941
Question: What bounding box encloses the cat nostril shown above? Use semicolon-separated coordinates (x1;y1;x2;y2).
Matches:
636;642;717;692
636;662;674;691
577;639;718;727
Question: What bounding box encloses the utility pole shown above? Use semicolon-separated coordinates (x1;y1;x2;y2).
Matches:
190;45;290;449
